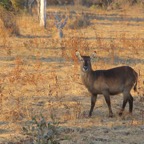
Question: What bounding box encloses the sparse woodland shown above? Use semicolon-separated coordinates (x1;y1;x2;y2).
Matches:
0;0;144;143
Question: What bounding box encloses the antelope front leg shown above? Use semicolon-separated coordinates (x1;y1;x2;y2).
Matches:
89;94;97;117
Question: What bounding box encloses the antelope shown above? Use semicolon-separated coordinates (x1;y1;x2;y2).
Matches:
76;51;138;117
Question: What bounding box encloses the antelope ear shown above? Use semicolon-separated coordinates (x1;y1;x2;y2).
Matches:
90;51;96;59
75;51;82;60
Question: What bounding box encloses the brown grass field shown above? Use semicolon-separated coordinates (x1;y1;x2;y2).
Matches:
0;5;144;144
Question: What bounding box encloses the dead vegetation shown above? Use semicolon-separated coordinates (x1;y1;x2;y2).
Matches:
0;5;144;144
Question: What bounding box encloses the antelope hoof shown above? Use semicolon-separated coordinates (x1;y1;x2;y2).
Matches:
88;115;92;118
88;113;92;118
109;113;114;118
128;112;133;116
119;111;123;116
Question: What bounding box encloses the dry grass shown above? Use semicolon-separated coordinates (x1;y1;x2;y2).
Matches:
0;5;144;144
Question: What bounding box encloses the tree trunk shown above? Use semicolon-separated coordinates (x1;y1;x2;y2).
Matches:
40;0;46;28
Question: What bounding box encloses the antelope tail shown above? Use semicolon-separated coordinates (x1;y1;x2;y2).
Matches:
133;71;138;92
133;82;137;92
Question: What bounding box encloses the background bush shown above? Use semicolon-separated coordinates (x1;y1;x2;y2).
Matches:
68;14;90;29
0;5;20;36
0;0;12;10
10;0;25;11
0;0;26;11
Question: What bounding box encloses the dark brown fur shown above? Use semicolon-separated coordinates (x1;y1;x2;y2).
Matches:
77;54;138;117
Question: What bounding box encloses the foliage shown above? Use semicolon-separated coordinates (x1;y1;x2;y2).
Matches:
0;0;25;11
0;0;12;10
23;114;60;144
10;0;25;11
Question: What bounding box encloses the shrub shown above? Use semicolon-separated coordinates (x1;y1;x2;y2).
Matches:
0;6;20;36
23;114;59;144
10;0;25;11
109;1;121;10
47;0;74;5
69;14;90;29
0;0;12;10
0;0;26;12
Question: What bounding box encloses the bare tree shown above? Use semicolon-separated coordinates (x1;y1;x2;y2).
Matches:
40;0;46;28
26;0;40;17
